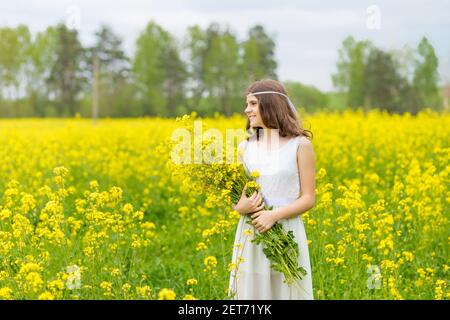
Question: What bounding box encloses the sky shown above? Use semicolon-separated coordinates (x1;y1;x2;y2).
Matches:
1;0;449;91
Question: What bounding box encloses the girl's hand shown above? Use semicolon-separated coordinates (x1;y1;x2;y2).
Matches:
251;210;278;233
233;185;265;215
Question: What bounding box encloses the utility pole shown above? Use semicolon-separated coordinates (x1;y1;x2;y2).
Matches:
92;52;99;125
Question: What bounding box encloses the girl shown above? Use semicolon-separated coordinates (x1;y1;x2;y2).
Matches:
228;79;316;300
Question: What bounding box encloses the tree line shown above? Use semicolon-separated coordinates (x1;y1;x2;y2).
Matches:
0;22;280;118
333;36;443;114
0;22;444;118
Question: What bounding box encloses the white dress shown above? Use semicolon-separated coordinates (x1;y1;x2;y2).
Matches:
228;135;314;300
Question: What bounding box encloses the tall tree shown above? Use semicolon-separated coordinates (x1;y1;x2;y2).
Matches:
86;25;132;117
241;25;278;81
332;36;371;109
184;25;208;113
202;23;242;116
413;37;442;111
47;24;85;116
162;42;187;116
363;47;407;113
0;25;30;104
133;21;186;116
26;26;58;116
391;45;420;114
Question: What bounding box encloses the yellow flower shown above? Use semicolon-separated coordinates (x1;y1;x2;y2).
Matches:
100;281;112;296
434;279;446;300
334;257;345;266
381;259;397;271
250;170;260;178
388;277;403;300
122;283;131;292
229;210;241;220
317;168;327;180
0;209;12;220
83;246;94;257
111;268;121;277
203;256;218;272
157;288;176;300
38;291;55;300
141;221;156;229
123;203;134;214
196;242;207;251
228;262;237;272
136;285;152;299
402;251;414;262
183;294;197;300
417;268;427;278
89;180;99;190
25;272;43;292
53;166;69;177
0;287;13;300
48;279;65;294
186;279;198;286
245;181;260;196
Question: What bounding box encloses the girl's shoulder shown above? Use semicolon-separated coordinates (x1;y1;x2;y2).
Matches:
294;134;314;155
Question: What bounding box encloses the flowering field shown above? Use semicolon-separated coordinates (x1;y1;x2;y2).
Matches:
0;109;448;300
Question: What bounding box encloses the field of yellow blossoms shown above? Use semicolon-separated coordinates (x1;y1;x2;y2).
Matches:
0;108;448;300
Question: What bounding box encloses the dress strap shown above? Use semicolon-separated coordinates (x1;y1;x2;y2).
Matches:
290;135;309;156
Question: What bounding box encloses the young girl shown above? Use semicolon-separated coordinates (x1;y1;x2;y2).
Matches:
228;79;315;300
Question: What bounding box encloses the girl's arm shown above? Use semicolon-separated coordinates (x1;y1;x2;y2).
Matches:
273;137;316;221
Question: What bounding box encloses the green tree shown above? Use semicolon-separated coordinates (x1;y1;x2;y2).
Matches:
26;26;58;116
0;25;31;116
183;25;208;113
284;81;328;113
47;24;85;116
332;36;371;109
183;24;278;116
133;21;186;116
86;25;134;117
162;40;188;117
186;23;278;116
202;23;243;116
413;37;442;111
363;47;408;113
242;25;278;82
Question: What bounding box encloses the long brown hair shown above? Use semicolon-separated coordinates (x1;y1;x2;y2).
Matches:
245;79;313;141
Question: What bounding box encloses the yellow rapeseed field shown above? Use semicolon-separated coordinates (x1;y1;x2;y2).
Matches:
0;108;448;300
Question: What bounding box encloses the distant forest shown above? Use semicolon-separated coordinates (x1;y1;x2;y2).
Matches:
0;22;445;117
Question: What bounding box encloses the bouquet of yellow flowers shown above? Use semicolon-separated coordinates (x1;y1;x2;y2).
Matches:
167;115;307;285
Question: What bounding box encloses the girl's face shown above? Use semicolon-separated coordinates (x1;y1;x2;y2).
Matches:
245;94;265;128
